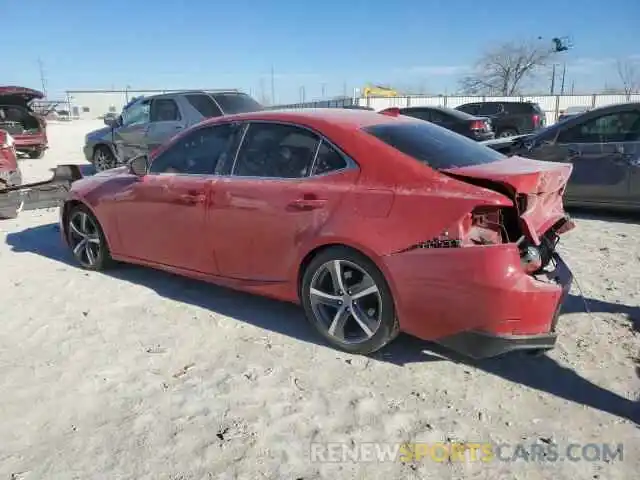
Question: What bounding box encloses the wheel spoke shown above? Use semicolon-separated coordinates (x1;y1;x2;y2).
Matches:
350;303;376;338
85;244;96;265
80;213;88;233
73;238;88;257
328;260;346;294
87;234;101;244
350;276;379;300
328;305;350;341
69;220;85;237
310;287;341;308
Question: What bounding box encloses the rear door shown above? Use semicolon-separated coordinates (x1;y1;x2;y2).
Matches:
210;121;358;281
553;109;640;205
144;97;186;151
113;98;151;162
113;122;240;272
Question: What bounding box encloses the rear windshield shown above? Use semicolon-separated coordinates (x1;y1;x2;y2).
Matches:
212;93;263;114
364;121;505;169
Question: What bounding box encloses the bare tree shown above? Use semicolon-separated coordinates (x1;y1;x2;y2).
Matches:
616;59;639;98
459;40;558;96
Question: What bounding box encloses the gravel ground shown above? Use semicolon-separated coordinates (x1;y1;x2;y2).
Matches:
0;120;638;480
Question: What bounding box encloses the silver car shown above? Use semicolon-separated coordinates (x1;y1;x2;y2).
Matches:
83;90;263;171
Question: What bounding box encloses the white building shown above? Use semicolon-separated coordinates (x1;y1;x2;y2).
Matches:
64;88;240;120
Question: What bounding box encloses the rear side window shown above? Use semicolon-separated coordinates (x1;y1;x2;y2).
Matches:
364;121;505;170
185;94;223;118
150;98;181;122
213;93;263;114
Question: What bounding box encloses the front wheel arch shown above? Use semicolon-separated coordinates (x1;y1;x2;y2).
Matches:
62;200;113;251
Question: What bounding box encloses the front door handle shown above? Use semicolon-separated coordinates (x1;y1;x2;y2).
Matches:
178;191;206;205
567;147;580;159
288;198;327;210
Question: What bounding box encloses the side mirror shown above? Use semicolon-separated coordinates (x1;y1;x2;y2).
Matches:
104;115;120;127
129;155;149;177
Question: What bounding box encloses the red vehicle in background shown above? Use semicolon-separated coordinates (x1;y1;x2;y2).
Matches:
0;129;23;218
0;86;48;159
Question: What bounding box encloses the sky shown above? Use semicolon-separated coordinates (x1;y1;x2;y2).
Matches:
4;0;640;104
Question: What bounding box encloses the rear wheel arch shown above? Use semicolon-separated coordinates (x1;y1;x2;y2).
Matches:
296;242;388;299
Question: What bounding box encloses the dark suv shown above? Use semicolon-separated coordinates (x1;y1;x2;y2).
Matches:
455;101;546;138
83;90;263;171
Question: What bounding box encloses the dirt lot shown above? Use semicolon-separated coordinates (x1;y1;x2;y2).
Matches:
0;120;638;479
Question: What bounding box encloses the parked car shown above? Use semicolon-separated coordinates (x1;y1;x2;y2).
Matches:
455;101;546;138
55;109;573;359
558;105;591;122
0;130;22;218
0;86;48;159
482;102;640;211
83;90;264;171
379;106;495;141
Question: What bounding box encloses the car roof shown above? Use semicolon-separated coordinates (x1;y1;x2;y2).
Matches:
142;90;244;100
402;105;476;119
199;107;406;130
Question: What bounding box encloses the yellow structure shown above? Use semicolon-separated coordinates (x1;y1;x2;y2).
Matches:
362;85;399;97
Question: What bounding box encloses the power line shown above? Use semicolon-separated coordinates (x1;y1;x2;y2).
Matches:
37;58;47;97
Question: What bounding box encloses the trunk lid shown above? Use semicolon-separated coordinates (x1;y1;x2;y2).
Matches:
0;86;44;106
442;156;573;245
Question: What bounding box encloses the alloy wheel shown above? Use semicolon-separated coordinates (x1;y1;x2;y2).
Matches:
94;149;116;171
309;259;383;344
68;210;102;267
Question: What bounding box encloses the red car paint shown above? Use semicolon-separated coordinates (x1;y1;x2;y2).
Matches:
61;109;574;356
0;130;18;172
0;86;48;157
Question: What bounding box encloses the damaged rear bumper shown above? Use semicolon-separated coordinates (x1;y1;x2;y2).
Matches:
382;245;574;359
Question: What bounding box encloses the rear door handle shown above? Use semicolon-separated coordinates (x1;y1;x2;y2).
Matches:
179;190;206;205
567;148;580;159
288;198;327;210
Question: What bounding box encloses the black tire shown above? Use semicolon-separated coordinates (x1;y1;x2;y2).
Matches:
301;246;399;355
92;145;118;172
66;203;113;271
497;128;518;138
27;148;45;159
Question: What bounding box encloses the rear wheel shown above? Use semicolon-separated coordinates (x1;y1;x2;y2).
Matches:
66;204;113;270
301;247;399;354
93;145;117;172
27;148;45;159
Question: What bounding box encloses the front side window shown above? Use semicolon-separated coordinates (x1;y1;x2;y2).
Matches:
233;123;320;178
150;98;181;122
149;123;236;175
557;111;640;143
364;120;505;170
121;100;150;126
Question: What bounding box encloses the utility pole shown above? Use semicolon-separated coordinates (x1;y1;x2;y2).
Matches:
299;86;306;103
550;64;556;95
37;58;47;98
259;78;266;104
560;63;567;95
343;81;347;97
321;83;326;98
270;65;276;105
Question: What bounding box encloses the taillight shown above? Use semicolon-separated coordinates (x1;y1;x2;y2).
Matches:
532;114;540;128
0;130;15;148
470;120;485;130
379;107;400;117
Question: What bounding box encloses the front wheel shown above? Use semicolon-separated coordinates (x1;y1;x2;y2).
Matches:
301;247;399;354
93;145;118;172
66;204;113;270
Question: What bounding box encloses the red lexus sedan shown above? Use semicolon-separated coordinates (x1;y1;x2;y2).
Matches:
59;108;575;359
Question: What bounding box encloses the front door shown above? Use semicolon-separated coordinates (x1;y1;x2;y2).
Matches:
210;121;358;281
554;109;640;205
113;98;151;163
113;122;240;273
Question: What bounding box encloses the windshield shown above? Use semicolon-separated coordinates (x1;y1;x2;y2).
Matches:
213;93;263;114
364;121;505;169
